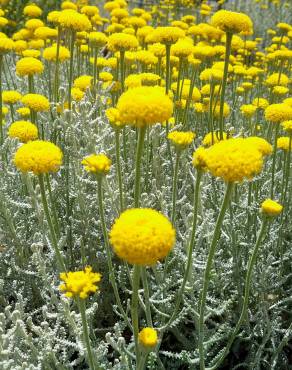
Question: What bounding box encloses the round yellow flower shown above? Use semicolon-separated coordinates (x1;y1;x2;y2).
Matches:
23;4;42;18
261;199;283;217
244;137;272;156
43;44;70;62
201;138;265;182
277;136;291;151
0;38;14;54
265;73;289;87
81;154;111;175
25;18;44;30
138;328;158;348
2;90;22;104
60;266;101;299
110;208;175;265
150;26;185;44
281;120;292;134
240;104;257;117
265;103;292;123
22;94;50;112
58;9;91;32
252;97;269;109
88;31;108;47
16;57;44;76
116;86;173;127
8;120;38;142
17;107;30;117
14;140;63;174
107;32;138;52
167;131;195;149
71;87;85;102
211;10;253;34
73;75;93;91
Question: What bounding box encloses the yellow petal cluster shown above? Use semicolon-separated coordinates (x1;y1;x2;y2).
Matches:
110;208;175;265
59;266;101;299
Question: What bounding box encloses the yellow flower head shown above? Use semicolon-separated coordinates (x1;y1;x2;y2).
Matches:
14;140;63;174
116;86;173;127
277;136;291;151
110;208;175;265
265;103;292;123
22;94;50;112
261;199;283;217
23;4;42;18
244;137;272;156
211;10;253;34
81;154;111;175
252;97;269;109
16;57;44;76
106;107;124;129
43;44;70;62
0;38;14;54
60;266;101;299
138;328;158;348
88;31;108;47
265;73;289;87
201;137;266;182
167;130;195;149
73;75;93;91
8;120;38;142
71;87;85;102
281;120;292;134
2;90;22;104
107;32;138;52
150;26;185;44
58;9;91;32
17;107;30;117
240;104;257;117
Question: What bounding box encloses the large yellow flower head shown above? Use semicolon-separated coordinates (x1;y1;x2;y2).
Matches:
261;199;283;217
43;44;70;62
139;328;158;349
150;26;185;44
34;26;58;40
2;90;22;104
0;38;14;54
73;75;92;91
202;132;228;147
16;57;44;76
58;9;91;32
107;32;138;52
199;137;267;182
265;103;292;123
265;73;289;87
211;10;253;35
14;140;63;174
88;31;108;47
81;154;111;175
23;4;42;18
110;208;175;265
59;266;102;299
116;86;173;127
277;137;291;151
244;137;272;156
22;94;50;112
168;131;195;150
8;120;38;142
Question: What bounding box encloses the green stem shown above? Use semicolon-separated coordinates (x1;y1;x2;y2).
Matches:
209;218;269;370
115;129;124;211
0;54;3;146
198;182;234;370
131;264;141;363
78;299;97;370
171;150;181;225
141;267;152;327
97;177;132;330
218;32;233;139
54;26;61;103
120;50;125;92
270;123;280;198
165;44;171;95
134;126;146;207
38;174;66;272
68;31;75;110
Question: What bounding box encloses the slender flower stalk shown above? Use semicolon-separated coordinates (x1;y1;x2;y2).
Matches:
131;264;141;363
134;126;146;207
68;30;75;110
198;182;234;370
38;174;66;271
218;32;233;139
114;129;124;211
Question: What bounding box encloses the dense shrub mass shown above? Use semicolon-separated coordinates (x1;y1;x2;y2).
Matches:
0;0;291;369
